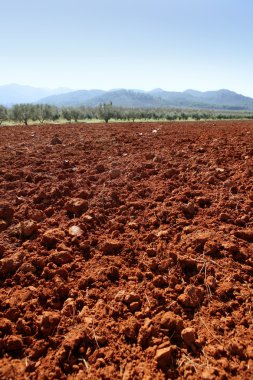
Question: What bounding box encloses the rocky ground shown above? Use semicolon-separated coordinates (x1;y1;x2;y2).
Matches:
0;121;252;380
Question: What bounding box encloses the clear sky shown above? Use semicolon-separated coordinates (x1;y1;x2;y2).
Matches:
1;0;253;95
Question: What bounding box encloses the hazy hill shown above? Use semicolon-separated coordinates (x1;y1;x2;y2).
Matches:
0;84;71;106
183;89;253;109
85;90;168;108
39;89;105;106
1;84;253;110
147;89;253;110
38;88;253;110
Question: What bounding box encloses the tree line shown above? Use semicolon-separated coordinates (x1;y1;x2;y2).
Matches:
0;103;253;125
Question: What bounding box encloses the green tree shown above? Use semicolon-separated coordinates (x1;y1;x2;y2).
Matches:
70;107;81;122
11;104;35;125
0;105;7;125
50;106;61;121
62;108;72;122
98;102;115;123
34;104;55;123
126;109;140;122
62;107;82;122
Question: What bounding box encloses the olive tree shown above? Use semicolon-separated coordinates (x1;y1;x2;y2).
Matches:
98;102;115;123
0;105;8;125
34;104;55;123
11;104;35;125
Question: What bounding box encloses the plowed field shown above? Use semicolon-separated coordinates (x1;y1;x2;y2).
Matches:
0;121;253;380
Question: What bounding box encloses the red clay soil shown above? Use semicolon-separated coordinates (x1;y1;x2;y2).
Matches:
0;121;253;380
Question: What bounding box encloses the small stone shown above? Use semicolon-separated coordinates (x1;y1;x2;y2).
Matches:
61;298;76;317
38;311;60;337
220;213;231;222
102;239;122;255
51;135;62;145
129;302;141;312
18;262;36;274
5;335;23;352
181;327;196;346
152;275;167;288
222;241;238;254
0;253;23;278
155;346;173;369
145;153;155;160
42;228;66;248
164;168;179;179
81;214;93;223
154;311;184;334
78;276;95;290
96;164;106;173
207;176;217;185
121;317;140;341
0;318;13;335
68;225;83;237
234;229;253;242
15;220;38;238
178;285;204;308
66;198;88;216
216;282;233;301
51;251;73;265
30;210;46;222
0;202;14;222
62;159;71;168
203;240;220;255
179;256;197;271
181;202;196;217
16;319;32;336
110;169;121;179
137;318;153;348
191;230;212;246
197;197;211;208
115;290;126;302
125;293;141;305
74;190;89;201
146;248;156;257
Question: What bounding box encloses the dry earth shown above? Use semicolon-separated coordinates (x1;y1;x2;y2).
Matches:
0;121;253;380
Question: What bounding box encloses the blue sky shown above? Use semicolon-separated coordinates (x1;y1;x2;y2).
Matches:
1;0;253;95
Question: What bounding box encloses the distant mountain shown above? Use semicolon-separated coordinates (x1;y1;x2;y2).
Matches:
37;88;253;110
149;88;166;94
39;89;105;107
184;89;202;96
85;90;168;108
1;84;253;110
0;84;71;106
183;89;253;109
146;89;253;110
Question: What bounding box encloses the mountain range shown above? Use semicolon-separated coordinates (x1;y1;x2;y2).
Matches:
1;84;253;110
